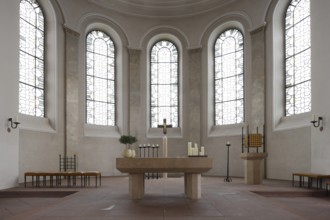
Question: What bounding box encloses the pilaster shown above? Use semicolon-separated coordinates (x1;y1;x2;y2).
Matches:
64;26;80;156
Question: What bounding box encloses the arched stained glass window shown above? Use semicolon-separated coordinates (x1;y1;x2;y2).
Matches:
150;40;179;128
86;30;116;126
285;0;311;116
214;29;244;125
19;0;45;117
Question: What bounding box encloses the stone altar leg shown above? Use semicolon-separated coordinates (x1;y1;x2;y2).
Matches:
184;173;201;199
129;173;145;199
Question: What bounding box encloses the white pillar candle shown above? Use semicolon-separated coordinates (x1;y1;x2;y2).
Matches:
188;142;192;156
200;146;205;156
312;114;316;121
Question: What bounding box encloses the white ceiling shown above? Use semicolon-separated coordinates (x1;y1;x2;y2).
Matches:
89;0;236;18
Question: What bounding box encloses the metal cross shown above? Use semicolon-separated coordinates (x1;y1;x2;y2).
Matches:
157;118;173;135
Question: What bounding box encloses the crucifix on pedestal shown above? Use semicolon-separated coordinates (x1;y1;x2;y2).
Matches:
157;118;172;178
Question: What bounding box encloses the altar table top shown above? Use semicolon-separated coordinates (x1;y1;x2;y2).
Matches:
116;157;213;173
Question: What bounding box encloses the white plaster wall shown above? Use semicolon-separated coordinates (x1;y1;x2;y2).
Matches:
17;0;66;182
0;0;20;189
310;0;330;173
265;0;312;180
264;0;330;180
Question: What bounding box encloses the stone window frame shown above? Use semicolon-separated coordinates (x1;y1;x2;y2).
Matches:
85;30;117;127
284;0;311;116
203;20;249;137
149;40;180;129
144;33;184;138
18;0;60;133
213;28;245;126
81;21;127;138
266;0;311;131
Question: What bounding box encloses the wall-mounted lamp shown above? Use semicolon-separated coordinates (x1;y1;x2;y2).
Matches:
311;114;323;131
8;118;20;129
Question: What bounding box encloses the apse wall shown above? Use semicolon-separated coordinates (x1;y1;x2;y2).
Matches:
3;0;329;188
54;0;272;178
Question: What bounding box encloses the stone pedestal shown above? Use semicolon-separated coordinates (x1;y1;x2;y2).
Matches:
240;152;267;184
184;173;201;199
129;174;145;199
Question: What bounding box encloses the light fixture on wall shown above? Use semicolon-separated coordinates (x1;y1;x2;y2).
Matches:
310;114;323;131
8;117;20;129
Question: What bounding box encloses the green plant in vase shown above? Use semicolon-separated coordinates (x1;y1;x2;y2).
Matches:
119;135;137;158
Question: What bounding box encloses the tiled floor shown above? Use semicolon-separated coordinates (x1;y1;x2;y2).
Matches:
1;176;330;219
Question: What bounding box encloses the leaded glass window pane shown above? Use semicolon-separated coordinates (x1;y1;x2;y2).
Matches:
86;30;116;126
214;29;244;125
150;40;179;128
19;0;45;117
285;0;311;116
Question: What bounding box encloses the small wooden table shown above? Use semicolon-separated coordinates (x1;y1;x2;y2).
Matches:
116;157;213;200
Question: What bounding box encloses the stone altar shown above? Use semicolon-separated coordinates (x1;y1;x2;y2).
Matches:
116;157;213;200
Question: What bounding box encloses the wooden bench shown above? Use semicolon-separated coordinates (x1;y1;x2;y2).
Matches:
292;172;330;189
82;171;102;187
24;171;101;188
326;181;330;196
24;172;38;187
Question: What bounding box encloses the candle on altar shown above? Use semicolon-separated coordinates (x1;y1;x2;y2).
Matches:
188;142;192;156
200;146;205;156
194;143;198;156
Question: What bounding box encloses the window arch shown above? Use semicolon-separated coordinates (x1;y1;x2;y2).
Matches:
285;0;311;116
214;29;244;125
19;0;45;117
86;30;116;126
150;40;179;128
